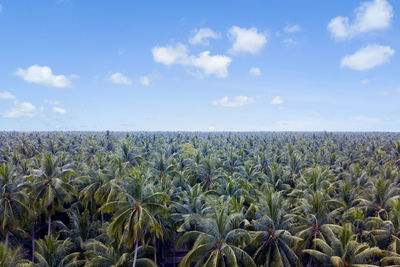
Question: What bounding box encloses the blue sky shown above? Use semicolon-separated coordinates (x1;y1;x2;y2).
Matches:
0;0;399;131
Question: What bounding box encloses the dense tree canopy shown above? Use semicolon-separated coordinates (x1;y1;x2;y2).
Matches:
0;131;399;266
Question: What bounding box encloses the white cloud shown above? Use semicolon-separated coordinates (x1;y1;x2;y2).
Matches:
396;88;400;94
341;44;394;70
117;48;125;55
52;107;66;115
107;72;132;85
152;43;231;78
140;76;150;86
271;96;284;105
3;101;38;118
14;65;72;88
212;96;255;108
328;0;393;40
284;24;302;33
249;67;261;76
0;91;15;99
189;28;220;45
152;43;188;65
0;4;3;13
228;26;267;54
191;51;231;78
45;99;62;105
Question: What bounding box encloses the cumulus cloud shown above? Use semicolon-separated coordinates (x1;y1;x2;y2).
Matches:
14;65;72;88
52;107;66;115
3;101;38;118
140;76;150;86
228;26;267;54
189;28;220;45
249;67;261;76
152;43;231;78
271;96;284;105
341;44;394;70
328;0;393;40
0;91;15;99
107;72;132;85
191;51;231;78
284;24;302;33
212;96;255;108
152;43;188;65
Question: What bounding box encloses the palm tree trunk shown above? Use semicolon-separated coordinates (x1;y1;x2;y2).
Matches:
31;224;35;262
47;213;51;236
173;247;176;267
154;239;157;265
132;240;139;267
5;229;9;247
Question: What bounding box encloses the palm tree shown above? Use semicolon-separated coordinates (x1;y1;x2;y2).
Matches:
358;177;400;219
101;169;165;267
32;154;75;236
293;191;341;250
237;163;262;183
152;152;175;179
287;152;304;179
304;223;381;267
297;166;335;193
34;235;74;267
0;163;29;247
249;189;301;267
332;181;359;221
84;238;156;266
176;198;256;267
76;168;118;224
119;140;142;168
370;198;400;265
0;242;32;267
381;238;400;266
264;163;291;192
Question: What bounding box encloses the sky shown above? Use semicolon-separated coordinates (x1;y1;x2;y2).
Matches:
0;0;400;131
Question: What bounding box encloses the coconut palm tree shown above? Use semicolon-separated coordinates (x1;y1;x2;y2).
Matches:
101;169;165;267
32;154;75;236
293;191;341;250
358;177;400;219
304;223;381;267
76;168;118;224
0;242;32;267
84;238;156;267
0;163;29;247
248;189;301;267
34;235;74;267
176;198;256;267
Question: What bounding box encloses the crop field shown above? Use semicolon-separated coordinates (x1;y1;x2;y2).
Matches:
0;132;400;266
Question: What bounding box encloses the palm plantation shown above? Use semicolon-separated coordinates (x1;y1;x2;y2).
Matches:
0;131;399;266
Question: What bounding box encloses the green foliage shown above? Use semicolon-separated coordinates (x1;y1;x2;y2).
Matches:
0;132;399;266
